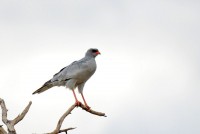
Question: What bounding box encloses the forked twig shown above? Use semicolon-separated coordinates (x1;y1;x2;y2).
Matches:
0;98;32;134
48;102;106;134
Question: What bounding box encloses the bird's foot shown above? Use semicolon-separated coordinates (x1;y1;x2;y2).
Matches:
85;105;91;111
75;101;81;107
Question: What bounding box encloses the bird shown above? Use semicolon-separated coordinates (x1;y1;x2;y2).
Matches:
32;48;101;109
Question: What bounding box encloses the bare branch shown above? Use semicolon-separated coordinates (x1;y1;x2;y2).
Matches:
13;101;32;125
48;102;106;134
0;125;7;134
0;98;32;134
55;104;76;132
58;128;76;134
1;97;106;134
79;102;107;117
0;98;8;125
47;104;76;134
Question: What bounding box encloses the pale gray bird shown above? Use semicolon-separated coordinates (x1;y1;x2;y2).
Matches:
32;48;101;109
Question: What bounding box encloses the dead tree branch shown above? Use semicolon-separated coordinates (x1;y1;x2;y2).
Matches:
0;98;32;134
58;128;76;134
1;98;106;134
0;125;7;134
48;102;106;134
78;102;107;117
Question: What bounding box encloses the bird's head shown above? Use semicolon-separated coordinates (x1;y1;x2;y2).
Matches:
85;48;101;58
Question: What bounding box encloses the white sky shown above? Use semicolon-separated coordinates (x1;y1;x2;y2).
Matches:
0;0;200;134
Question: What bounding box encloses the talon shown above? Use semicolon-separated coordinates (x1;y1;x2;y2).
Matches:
81;93;91;110
85;105;91;111
75;101;81;107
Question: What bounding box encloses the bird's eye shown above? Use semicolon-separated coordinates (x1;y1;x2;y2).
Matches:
92;49;98;53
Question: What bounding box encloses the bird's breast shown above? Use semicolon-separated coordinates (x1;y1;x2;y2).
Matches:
76;59;96;83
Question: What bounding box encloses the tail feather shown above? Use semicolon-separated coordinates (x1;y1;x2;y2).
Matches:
32;80;53;94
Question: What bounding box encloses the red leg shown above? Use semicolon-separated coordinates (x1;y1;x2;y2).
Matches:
81;93;90;110
72;90;80;106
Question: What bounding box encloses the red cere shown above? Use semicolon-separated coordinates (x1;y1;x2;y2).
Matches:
95;51;101;55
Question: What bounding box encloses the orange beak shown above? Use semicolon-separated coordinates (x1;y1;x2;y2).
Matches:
96;51;101;55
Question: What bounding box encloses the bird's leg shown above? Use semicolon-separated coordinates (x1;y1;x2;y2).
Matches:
81;93;91;110
72;90;81;106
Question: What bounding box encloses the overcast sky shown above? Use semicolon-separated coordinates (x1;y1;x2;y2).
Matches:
0;0;200;134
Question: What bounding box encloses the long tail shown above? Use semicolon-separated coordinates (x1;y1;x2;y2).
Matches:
32;80;53;94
